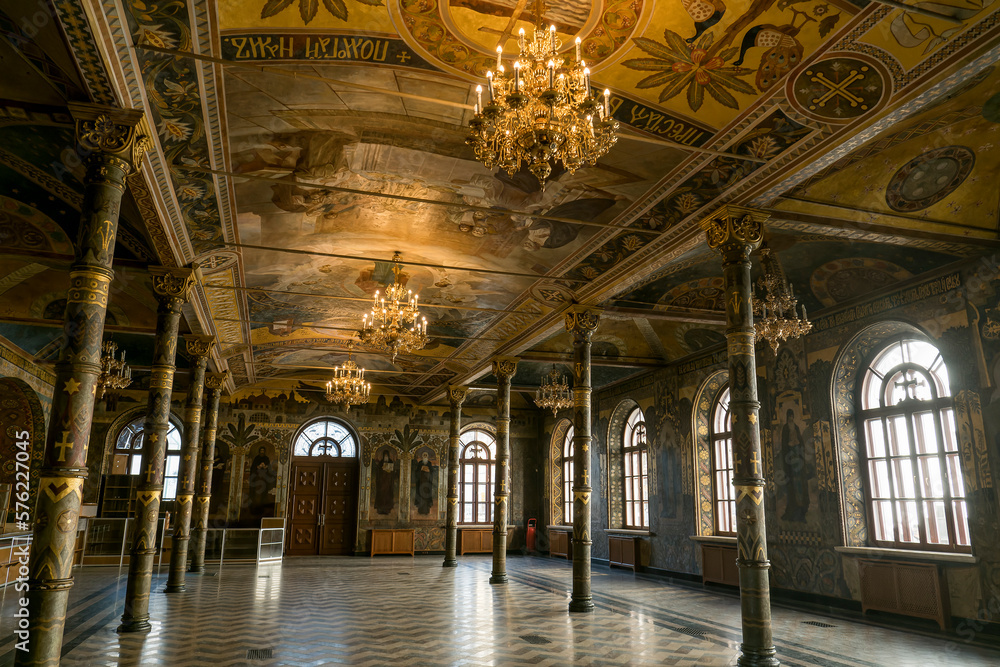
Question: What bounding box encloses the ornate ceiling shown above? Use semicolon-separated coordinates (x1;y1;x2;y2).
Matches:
0;0;998;402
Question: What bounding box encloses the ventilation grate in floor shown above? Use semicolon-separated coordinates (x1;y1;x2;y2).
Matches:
674;627;709;638
803;621;836;628
247;648;274;660
520;634;552;645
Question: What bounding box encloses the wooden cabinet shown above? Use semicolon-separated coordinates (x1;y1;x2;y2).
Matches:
549;527;572;559
701;543;739;586
858;558;950;630
608;535;639;571
458;527;513;554
99;474;139;518
371;529;414;556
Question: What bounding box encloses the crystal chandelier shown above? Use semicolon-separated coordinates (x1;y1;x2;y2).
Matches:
535;365;572;415
97;340;132;400
325;342;371;410
752;244;812;352
466;24;619;184
357;252;428;360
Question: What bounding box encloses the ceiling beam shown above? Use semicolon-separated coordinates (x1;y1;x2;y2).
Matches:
516;351;664;369
602;305;726;325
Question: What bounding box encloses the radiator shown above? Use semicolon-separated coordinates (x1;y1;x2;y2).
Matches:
857;558;950;630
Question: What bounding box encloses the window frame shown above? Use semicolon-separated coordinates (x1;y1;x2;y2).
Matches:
458;428;496;525
622;408;649;529
292;418;358;457
710;385;737;536
857;338;970;553
114;416;183;500
561;425;574;525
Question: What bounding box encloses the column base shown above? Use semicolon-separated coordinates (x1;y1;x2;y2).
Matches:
569;598;595;613
188;565;205;574
117;618;152;634
442;559;458;568
163;584;185;593
489;574;508;585
737;645;780;667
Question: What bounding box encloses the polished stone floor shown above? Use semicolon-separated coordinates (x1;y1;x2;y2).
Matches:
1;555;999;666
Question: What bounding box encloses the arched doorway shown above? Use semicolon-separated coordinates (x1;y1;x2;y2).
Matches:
286;418;360;556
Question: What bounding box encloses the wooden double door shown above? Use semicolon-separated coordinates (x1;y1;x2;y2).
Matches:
286;458;358;556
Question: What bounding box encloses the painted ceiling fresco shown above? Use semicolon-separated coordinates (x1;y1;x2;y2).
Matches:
1;0;999;402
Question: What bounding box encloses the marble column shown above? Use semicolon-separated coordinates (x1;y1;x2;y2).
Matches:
490;357;518;585
566;306;600;613
444;385;469;567
701;206;779;667
119;266;196;633
15;105;148;667
190;371;226;573
164;335;213;593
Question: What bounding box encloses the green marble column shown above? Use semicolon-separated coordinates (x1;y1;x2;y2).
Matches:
190;371;226;573
164;335;213;593
490;357;517;585
14;105;148;667
444;385;469;568
701;206;779;667
119;267;196;633
566;306;600;613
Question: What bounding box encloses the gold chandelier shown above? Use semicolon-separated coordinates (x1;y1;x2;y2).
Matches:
325;342;371;410
97;340;132;400
752;244;812;352
466;24;619;184
535;365;572;415
357;252;428;360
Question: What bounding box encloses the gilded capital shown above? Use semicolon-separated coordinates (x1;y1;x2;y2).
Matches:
150;266;196;309
205;371;228;391
492;357;519;381
565;306;601;338
448;385;469;407
69;103;151;174
184;335;215;360
699;205;769;252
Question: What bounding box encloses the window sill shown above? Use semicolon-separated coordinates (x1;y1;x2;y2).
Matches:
458;525;497;530
547;524;573;532
689;535;737;545
606;528;653;537
835;546;977;564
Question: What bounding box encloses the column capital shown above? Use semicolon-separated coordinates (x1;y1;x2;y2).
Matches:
448;385;469;407
69;103;151;174
184;335;215;360
150;266;196;310
565;306;601;337
699;205;769;253
492;357;519;381
205;371;228;391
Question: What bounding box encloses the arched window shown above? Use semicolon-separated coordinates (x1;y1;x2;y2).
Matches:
562;425;574;524
459;428;496;523
859;339;970;551
711;385;736;535
293;418;357;457
114;416;183;500
623;408;649;529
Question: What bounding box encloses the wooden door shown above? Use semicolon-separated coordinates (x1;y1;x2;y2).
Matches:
287;462;322;556
318;460;357;555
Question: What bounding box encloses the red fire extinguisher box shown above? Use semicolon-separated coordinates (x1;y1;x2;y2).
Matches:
526;518;537;552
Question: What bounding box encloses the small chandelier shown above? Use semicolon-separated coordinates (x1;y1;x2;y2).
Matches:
752;244;812;352
357;252;428;360
325;342;371;410
535;365;572;415
466;25;619;185
98;340;132;400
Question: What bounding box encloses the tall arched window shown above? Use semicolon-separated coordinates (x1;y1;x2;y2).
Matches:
115;416;182;500
859;338;970;551
562;425;575;524
293;418;357;457
623;408;649;529
459;428;496;523
711;385;736;535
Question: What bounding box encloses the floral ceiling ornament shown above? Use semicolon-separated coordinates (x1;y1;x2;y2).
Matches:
260;0;384;25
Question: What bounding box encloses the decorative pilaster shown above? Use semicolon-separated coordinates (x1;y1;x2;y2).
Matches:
190;371;226;573
566;306;600;613
701;206;779;667
15;105;148;667
490;357;518;584
164;335;214;593
119;266;196;633
444;385;469;568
